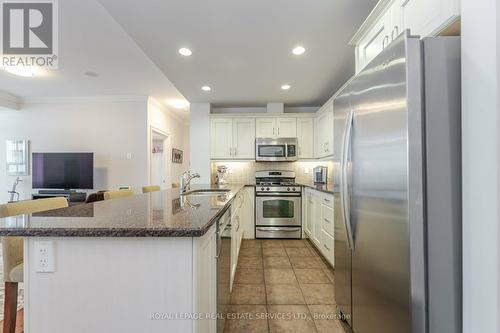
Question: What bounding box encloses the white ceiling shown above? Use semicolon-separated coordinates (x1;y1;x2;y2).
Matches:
0;0;188;118
97;0;378;107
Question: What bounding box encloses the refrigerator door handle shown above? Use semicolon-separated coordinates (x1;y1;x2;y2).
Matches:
341;110;355;249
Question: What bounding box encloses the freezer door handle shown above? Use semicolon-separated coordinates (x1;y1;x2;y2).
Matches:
340;110;355;249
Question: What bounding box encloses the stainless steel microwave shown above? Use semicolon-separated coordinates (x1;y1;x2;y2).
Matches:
255;138;298;162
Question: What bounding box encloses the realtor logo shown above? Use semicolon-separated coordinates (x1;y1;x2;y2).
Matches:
1;0;58;68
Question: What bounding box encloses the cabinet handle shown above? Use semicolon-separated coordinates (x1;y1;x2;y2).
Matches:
273;128;275;136
298;146;301;156
324;218;331;223
324;198;331;203
278;128;280;136
382;35;389;50
324;244;331;251
234;147;237;156
229;147;232;156
392;26;399;41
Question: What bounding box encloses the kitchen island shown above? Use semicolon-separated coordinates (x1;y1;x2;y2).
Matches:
0;185;246;333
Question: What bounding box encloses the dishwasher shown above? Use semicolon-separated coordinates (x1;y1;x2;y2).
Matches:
216;207;231;333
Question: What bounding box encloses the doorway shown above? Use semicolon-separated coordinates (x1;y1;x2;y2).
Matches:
150;128;170;190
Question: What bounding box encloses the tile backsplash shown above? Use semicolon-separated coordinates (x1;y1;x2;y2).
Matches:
211;160;334;185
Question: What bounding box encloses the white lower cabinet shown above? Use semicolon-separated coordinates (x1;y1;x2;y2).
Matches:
304;188;334;267
194;224;217;333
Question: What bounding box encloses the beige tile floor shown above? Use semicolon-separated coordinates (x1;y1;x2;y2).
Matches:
223;238;351;333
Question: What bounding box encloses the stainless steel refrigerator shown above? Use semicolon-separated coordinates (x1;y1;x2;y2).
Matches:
333;32;462;333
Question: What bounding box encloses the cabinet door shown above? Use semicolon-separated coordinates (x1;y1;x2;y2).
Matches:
233;118;255;159
256;118;276;138
210;118;233;159
242;187;255;239
321;203;334;237
194;226;217;333
400;0;460;38
304;192;313;237
356;10;392;73
311;194;321;246
297;118;315;159
276;118;297;138
389;1;404;42
316;102;334;158
321;230;335;267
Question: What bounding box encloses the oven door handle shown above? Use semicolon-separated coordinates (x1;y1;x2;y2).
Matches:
256;227;302;232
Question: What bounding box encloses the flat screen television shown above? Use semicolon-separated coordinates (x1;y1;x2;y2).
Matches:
32;153;94;189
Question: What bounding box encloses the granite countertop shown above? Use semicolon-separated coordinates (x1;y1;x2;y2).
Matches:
0;185;246;237
299;182;336;194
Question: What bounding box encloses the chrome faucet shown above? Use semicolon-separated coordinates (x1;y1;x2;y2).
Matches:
180;170;200;194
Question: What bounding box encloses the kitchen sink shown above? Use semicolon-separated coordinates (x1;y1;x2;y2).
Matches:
181;189;231;196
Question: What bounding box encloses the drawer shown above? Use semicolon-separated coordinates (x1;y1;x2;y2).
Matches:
321;204;334;236
321;193;333;208
321;230;335;267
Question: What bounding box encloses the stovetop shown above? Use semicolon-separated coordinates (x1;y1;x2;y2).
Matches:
255;170;301;194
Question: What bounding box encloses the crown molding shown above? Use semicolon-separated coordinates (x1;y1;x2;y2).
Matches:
349;0;393;45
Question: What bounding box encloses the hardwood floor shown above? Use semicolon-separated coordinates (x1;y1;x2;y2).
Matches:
223;238;350;333
0;308;23;333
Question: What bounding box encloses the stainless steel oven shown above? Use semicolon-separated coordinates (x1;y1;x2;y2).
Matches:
255;138;298;162
255;170;302;239
256;194;301;226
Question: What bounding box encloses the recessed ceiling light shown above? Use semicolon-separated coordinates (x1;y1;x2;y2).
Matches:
201;86;211;92
292;46;306;55
168;99;190;110
281;84;291;90
2;66;36;77
178;48;192;56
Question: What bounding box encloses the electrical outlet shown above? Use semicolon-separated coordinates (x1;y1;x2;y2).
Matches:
126;153;132;160
304;167;310;174
34;240;55;273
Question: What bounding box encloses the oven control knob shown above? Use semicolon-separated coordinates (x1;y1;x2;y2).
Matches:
292;187;296;191
287;187;291;191
266;187;270;191
260;187;264;191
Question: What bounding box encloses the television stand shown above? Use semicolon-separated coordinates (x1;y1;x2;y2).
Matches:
33;191;87;205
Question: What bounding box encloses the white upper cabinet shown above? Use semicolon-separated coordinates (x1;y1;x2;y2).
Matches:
210;118;233;159
352;0;460;73
399;0;459;37
255;118;276;138
276;118;297;138
233;118;256;159
356;10;392;72
256;117;296;138
296;118;315;159
316;101;334;158
210;118;255;159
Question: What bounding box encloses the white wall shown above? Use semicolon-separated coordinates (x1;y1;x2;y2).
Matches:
147;98;189;187
462;0;500;331
0;96;190;202
189;103;211;184
0;98;149;201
